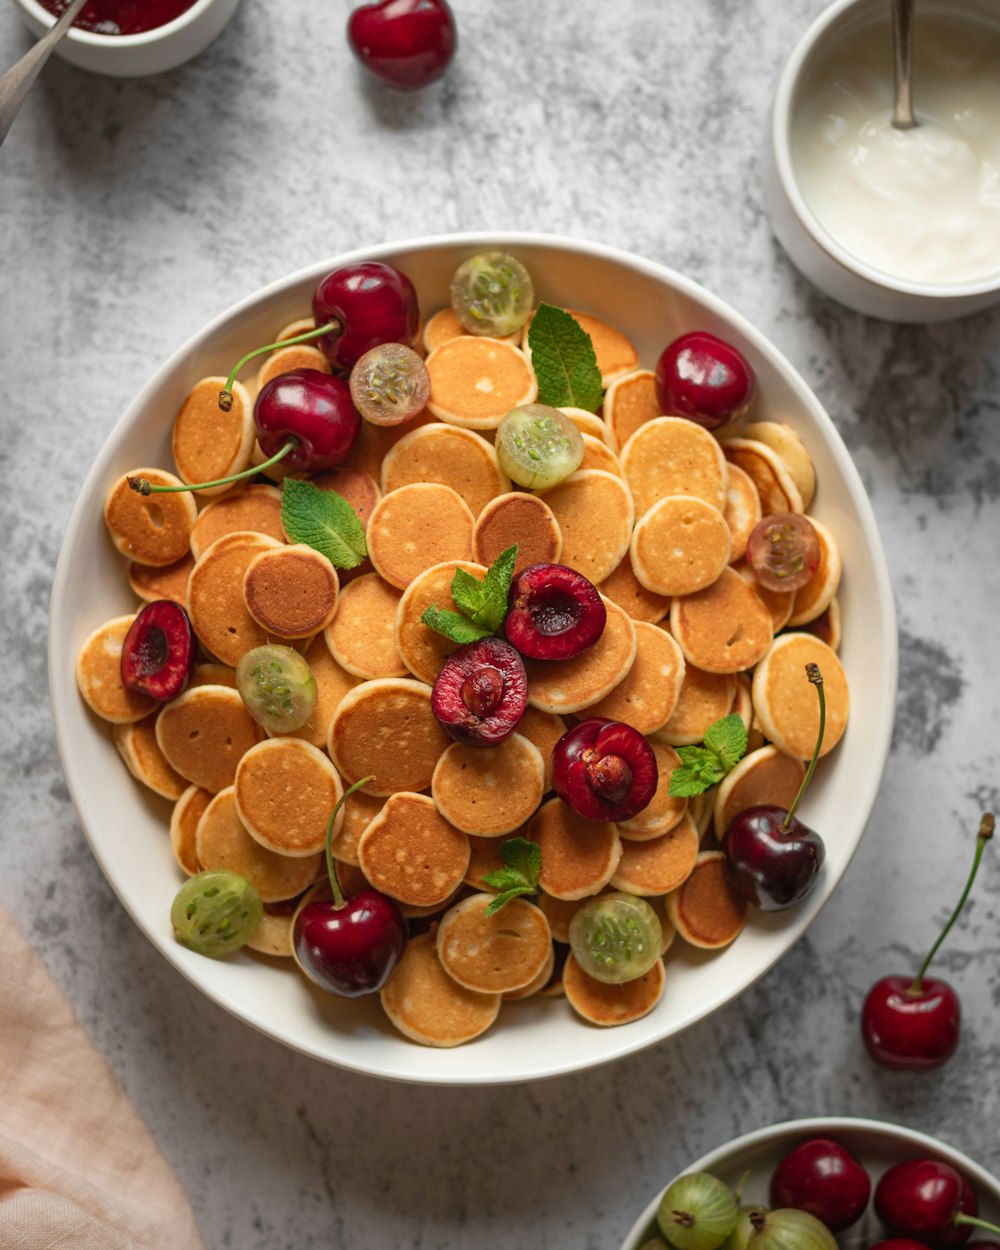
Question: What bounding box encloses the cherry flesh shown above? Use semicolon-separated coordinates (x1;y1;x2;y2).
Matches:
504;563;606;661
770;1137;871;1231
347;0;457;90
38;0;196;34
312;261;420;372
654;330;755;430
120;600;196;701
254;369;361;472
552;718;658;822
874;1160;999;1243
430;636;528;746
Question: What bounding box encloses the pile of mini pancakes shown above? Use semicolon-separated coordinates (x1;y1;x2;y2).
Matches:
76;295;850;1049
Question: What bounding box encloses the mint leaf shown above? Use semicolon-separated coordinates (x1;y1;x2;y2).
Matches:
420;545;518;643
668;713;750;797
483;837;542;916
527;303;604;413
420;606;491;646
281;478;367;570
450;567;487;621
703;714;748;772
477;544;517;631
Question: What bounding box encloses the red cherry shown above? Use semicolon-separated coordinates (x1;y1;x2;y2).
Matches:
347;0;457;90
552;718;658;823
504;563;606;661
874;1161;987;1242
770;1137;871;1231
254;369;361;472
430;637;528;746
120;600;196;701
294;888;407;997
312;261;420;372
654;330;755;430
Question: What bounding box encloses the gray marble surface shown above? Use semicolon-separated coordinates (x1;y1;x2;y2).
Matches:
2;1;999;1247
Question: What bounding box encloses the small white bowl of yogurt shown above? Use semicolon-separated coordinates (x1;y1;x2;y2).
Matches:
763;0;1000;322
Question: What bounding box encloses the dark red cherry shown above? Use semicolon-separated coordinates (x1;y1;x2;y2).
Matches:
552;718;657;822
874;1160;998;1243
347;0;456;90
294;889;407;997
722;805;825;911
870;1242;936;1250
654;330;755;430
861;976;961;1071
120;600;196;701
770;1137;871;1231
504;563;606;661
254;369;361;472
312;261;420;372
430;636;528;746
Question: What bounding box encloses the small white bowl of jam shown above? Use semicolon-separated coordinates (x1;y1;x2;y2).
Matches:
763;0;1000;322
11;0;242;77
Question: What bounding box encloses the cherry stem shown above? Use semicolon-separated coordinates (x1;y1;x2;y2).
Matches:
956;1214;1000;1236
781;662;825;831
127;439;296;496
218;321;341;410
910;811;994;994
324;776;374;910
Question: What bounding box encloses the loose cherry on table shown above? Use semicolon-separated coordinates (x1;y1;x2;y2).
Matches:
770;1137;871;1232
654;330;755;430
875;1160;1000;1244
861;812;994;1070
347;0;457;90
430;636;528;746
552;718;658;823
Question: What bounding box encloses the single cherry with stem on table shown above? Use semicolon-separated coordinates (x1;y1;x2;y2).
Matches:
875;1158;1000;1242
861;811;994;1070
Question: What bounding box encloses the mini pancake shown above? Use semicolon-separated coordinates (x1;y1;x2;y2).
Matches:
690;784;719;840
426;336;537;429
525;597;637;715
598;556;671;625
243;898;299;958
256;344;331;390
795;598;842;651
189;484;285;560
155;684;264;793
752;634;849;759
394;559;488;685
721;438;803;515
104;469;197;567
431;734;545;836
562;952;665;1027
328;678;450;795
311;467;382;533
113;714;187;800
647;894;678;956
464;833;508;889
358;791;470;907
242;544;339;638
670;567;774;674
172;377;255;498
337;409;438;483
621;417;729;517
275;317;316;342
277;635;359;750
655;662;737;747
537;943;570;997
381;424;510;517
513;706;566;791
732;672;754;732
422;307;521;354
396;884;468;922
603;369;661;450
436;894;552;994
666;851;748;949
558;407;618;450
713;745;806;838
128;554;195;606
617;739;688;841
577;433;625;478
195;786;321;903
190;662;238;690
523;309;638;387
536;892;590;944
330;788;384;866
380;932;501;1048
186;531;284;667
742;420;816;509
170;785;212;876
630;494;732;597
723;462;762;563
539;470;635;586
787;518;842;626
325;572;406;680
529;797;622;900
504;943;556;1001
610;812;700;895
76;615;156;724
473;494;562;574
733;561;795;632
367;482;475;589
234;738;342;857
587;621;686;735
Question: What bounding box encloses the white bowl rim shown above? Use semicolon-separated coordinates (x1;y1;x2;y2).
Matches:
14;0;221;46
48;229;898;1084
771;0;1000;300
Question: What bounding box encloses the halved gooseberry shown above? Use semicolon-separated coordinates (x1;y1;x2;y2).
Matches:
171;870;263;958
236;644;317;734
496;404;584;490
746;512;820;593
568;892;662;984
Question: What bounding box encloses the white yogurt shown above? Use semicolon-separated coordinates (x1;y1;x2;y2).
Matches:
791;12;1000;285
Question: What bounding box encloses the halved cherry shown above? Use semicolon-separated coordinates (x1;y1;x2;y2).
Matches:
504;563;606;661
552;718;658;822
120;600;197;702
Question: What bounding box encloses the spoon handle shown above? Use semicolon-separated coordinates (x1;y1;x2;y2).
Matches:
891;0;917;130
0;0;90;148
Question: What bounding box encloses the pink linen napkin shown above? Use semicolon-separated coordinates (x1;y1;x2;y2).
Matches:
0;900;206;1250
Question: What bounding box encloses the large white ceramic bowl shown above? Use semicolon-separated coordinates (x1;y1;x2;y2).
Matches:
48;232;897;1085
620;1117;1000;1248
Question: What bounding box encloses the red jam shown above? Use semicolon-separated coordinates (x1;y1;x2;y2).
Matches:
38;0;198;35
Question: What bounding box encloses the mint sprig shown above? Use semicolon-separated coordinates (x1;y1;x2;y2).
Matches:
668;714;749;798
280;478;368;569
527;302;604;413
421;544;517;645
482;837;542;916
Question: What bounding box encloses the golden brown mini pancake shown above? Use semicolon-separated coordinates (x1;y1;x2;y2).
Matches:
690;784;720;841
170;785;211;876
598;556;671;625
244;898;298;958
381;424;510;517
172;377;255;498
558;407;618;450
562;952;665;1026
536;892;590;944
380;932;501;1048
337;409;438;483
577;433;625;478
275;318;316;342
464;833;508;889
670;567;774;674
393;559;488;685
523;309;638;387
617;739;688;841
426;337;537;429
113;714;187;800
311;467;382;533
190;484;285;560
128;554;195;606
732;671;754;732
721;438;803;515
76;615;156;724
436;894;552;994
473;493;562;574
723;462;762;563
666;851;747;949
631;494;732;597
794;598;842;651
514;706;566;791
329;788;384;866
742;420;816;509
190;662;238;690
243;544;339;639
277;635;359;750
604;369;661;450
358;791;470;907
234;738;342;857
787;518;842;626
610;813;700;895
648;894;678;955
621;417;728;517
367;482;475;589
256;344;331;390
155;684;264;793
529;798;622;900
752;634;849;759
186;531;284;667
324;572;405;680
422;307;521;353
504;943;556;1001
328;678;449;795
733;561;795;632
655;662;737;746
104;469;197;567
713;745;806;838
196;786;320;903
540;470;634;586
525;597;637;715
587;621;686;735
431;734;545;836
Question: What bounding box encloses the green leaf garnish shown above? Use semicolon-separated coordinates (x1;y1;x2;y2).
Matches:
527;302;604;413
668;713;748;798
280;478;367;569
420;544;518;645
483;837;542;916
419;606;492;646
